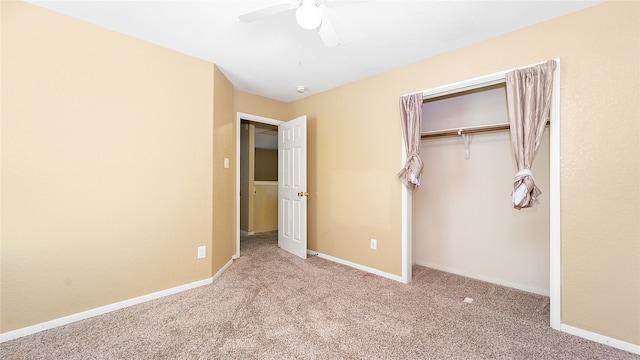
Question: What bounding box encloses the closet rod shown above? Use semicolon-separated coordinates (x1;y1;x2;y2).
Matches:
420;120;550;139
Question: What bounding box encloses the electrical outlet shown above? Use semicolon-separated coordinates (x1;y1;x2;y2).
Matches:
197;246;206;259
370;239;377;250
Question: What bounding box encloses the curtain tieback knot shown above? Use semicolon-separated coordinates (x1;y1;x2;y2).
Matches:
514;169;533;179
512;168;535;206
405;152;424;185
397;152;424;190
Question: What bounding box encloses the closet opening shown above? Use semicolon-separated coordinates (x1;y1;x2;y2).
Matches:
400;59;561;330
413;82;550;297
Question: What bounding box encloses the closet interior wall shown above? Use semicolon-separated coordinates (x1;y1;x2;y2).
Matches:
412;84;550;296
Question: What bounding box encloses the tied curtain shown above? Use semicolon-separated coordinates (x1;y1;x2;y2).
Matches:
397;92;424;190
506;60;555;209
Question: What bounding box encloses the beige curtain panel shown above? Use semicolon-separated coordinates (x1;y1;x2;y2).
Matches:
397;92;424;190
506;60;555;209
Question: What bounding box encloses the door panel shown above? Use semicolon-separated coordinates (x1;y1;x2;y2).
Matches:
278;116;307;259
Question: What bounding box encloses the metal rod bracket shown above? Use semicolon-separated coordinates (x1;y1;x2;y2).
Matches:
458;129;470;160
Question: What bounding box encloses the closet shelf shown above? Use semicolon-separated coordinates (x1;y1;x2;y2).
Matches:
420;120;550;139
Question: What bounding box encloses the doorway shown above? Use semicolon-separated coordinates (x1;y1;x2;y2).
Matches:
240;120;279;236
235;113;284;259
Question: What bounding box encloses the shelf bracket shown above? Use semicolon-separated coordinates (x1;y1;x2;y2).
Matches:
458;129;470;160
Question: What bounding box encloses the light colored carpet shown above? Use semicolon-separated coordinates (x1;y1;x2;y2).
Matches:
1;231;638;359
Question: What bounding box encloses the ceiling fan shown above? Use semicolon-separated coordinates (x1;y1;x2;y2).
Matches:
238;0;342;47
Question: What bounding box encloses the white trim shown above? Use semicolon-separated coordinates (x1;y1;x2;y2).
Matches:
415;75;505;99
235;112;285;260
1;259;234;343
308;250;404;283
560;324;640;355
399;118;412;284
401;162;412;284
240;230;254;236
254;181;278;186
1;277;204;342
401;58;561;328
548;59;562;330
405;59;557;99
213;259;234;281
416;261;549;296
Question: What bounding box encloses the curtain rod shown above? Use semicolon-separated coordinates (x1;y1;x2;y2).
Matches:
420;121;550;139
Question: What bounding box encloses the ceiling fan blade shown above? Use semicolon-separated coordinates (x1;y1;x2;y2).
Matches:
238;3;295;22
318;12;341;47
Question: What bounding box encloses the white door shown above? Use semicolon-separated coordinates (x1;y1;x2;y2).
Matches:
278;115;307;259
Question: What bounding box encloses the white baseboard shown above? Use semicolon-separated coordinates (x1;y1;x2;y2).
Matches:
5;258;637;357
307;249;403;283
240;230;254;236
1;258;235;343
308;253;639;354
560;324;640;355
411;263;639;354
214;259;233;280
415;261;549;297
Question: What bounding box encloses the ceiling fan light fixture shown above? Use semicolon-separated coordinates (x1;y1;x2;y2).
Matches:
296;3;322;30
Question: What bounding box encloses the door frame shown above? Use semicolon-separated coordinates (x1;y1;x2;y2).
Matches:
401;59;562;330
235;112;285;259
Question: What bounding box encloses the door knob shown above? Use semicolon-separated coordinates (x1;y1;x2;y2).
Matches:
297;191;309;197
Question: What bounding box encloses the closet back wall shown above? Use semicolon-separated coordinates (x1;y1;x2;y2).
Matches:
413;86;550;296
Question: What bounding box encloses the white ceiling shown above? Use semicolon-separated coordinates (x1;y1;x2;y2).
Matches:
27;0;603;103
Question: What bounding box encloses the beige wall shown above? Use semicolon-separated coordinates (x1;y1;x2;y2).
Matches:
552;2;639;344
234;91;290;121
288;85;404;275
1;1;216;332
212;66;236;271
288;0;638;345
255;149;278;181
253;184;278;233
2;0;638;348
